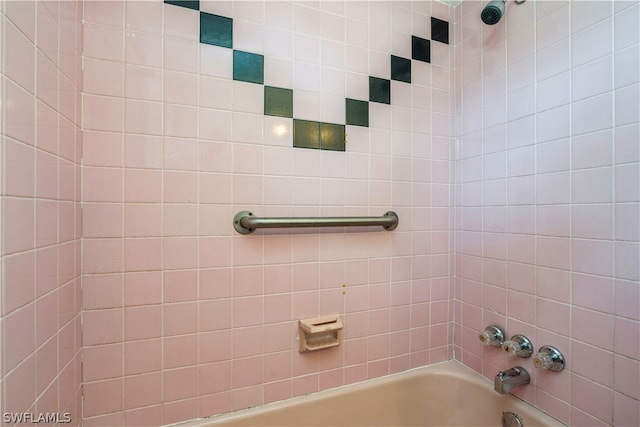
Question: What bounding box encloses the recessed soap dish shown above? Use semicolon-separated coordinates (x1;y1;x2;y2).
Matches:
299;314;343;353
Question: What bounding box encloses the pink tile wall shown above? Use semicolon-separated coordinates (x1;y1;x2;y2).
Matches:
8;2;636;425
454;1;639;426
81;1;454;425
1;0;83;425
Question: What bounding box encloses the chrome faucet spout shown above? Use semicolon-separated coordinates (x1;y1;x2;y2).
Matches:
494;367;530;394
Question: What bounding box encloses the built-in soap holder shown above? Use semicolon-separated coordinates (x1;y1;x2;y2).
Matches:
299;314;343;353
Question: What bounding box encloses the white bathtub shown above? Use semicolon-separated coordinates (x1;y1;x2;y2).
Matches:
176;361;563;426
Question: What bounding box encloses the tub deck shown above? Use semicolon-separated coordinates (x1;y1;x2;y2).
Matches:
176;361;564;427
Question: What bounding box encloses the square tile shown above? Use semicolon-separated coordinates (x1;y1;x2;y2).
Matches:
321;123;346;151
391;55;411;83
293;119;320;149
431;17;449;44
233;50;264;84
264;86;293;118
200;12;232;48
369;76;390;104
165;0;199;10
345;98;369;127
412;36;430;63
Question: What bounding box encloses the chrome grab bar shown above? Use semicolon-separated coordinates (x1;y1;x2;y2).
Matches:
233;211;399;235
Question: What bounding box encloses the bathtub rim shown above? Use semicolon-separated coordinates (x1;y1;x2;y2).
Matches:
169;360;565;427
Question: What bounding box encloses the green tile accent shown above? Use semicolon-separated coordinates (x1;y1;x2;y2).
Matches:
165;0;200;11
264;86;293;118
174;5;440;146
200;12;233;48
412;36;430;63
391;55;411;84
321;123;346;152
293;119;320;150
369;76;390;105
233;50;264;84
431;17;450;44
345;99;369;127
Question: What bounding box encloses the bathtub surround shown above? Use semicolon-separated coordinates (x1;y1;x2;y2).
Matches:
0;1;84;424
0;1;637;427
80;1;454;425
454;1;640;426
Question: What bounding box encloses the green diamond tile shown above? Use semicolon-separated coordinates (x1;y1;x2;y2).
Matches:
412;36;430;63
293;119;320;150
391;55;411;83
200;12;232;48
369;76;390;104
233;50;264;84
431;17;449;44
264;86;293;118
321;123;346;152
346;99;369;127
165;0;200;11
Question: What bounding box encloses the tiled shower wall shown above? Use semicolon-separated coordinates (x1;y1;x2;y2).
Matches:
6;1;637;426
1;1;83;424
80;1;454;424
453;1;639;426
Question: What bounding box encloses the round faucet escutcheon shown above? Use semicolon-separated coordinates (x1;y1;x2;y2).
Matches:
533;345;565;372
479;325;505;347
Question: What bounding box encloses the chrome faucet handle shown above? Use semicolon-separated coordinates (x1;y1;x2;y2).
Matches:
502;334;533;358
479;325;505;347
533;345;565;372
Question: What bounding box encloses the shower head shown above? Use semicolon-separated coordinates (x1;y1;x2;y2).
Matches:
481;0;506;25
